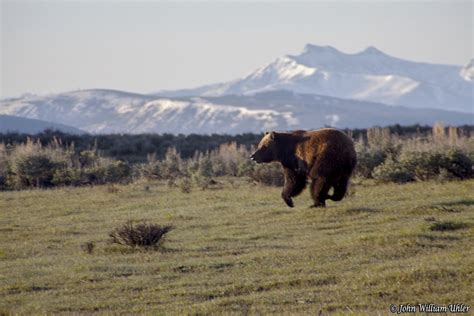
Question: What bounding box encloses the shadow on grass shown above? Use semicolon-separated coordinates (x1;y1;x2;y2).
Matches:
270;210;293;215
429;221;470;232
104;244;180;254
436;199;474;207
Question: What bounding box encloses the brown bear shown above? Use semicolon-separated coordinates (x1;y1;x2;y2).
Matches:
250;128;357;208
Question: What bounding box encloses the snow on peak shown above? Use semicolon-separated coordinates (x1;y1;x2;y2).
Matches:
250;56;316;81
122;98;300;133
164;43;472;112
460;58;474;81
0;91;300;134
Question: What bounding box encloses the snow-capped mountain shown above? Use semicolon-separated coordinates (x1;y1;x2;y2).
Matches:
0;90;154;133
0;90;295;134
1;44;472;134
0;89;471;134
158;44;473;113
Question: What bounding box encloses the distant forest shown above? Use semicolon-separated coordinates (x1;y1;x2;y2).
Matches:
1;124;473;163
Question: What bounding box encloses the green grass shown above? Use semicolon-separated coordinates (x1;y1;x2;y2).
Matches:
1;179;473;314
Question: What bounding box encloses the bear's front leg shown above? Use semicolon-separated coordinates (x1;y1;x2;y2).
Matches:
281;191;294;207
282;168;296;207
310;177;330;208
281;167;307;208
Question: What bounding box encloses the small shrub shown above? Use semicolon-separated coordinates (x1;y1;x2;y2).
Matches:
166;179;176;188
211;155;227;176
160;147;184;179
72;160;132;185
109;221;173;248
237;159;254;177
141;154;161;180
250;163;284;186
196;155;214;178
443;149;472;179
0;145;8;190
372;158;414;183
103;160;132;183
106;185;119;193
437;168;456;181
81;166;105;185
79;150;99;167
81;241;95;254
52;168;84;186
228;178;237;188
397;149;472;181
355;148;385;178
178;177;192;193
193;174;212;190
11;153;58;188
400;151;443;181
429;221;469;232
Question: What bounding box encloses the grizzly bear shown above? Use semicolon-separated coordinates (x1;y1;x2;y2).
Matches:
250;128;357;208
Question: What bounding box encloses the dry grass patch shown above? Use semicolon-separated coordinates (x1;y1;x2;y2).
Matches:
109;221;173;248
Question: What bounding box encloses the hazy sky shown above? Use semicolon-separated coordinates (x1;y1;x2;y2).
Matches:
1;0;472;98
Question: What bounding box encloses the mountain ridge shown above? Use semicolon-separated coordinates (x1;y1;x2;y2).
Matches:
1;89;471;134
1;44;472;134
157;44;473;113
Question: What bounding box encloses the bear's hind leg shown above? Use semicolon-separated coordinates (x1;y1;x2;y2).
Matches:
329;177;349;201
281;168;307;207
310;177;331;208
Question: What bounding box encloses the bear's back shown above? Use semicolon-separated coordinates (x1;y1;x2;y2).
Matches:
295;128;356;176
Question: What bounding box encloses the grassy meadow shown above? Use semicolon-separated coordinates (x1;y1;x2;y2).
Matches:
1;178;473;314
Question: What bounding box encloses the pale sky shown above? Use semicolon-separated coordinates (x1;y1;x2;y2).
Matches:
1;0;473;98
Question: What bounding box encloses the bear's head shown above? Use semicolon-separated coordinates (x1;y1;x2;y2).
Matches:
250;131;279;163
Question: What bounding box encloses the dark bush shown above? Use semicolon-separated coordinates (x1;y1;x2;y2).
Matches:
372;158;414;183
140;153;161;180
52;168;85;186
355;148;385;178
443;149;472;179
79;150;99;167
400;151;443;181
12;154;58;188
81;241;95;254
109;221;173;248
196;155;213;178
178;177;192;193
103;161;132;183
249;163;284;186
398;150;472;181
159;148;185;179
237;159;254;177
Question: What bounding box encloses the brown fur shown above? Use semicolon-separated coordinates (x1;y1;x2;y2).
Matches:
250;129;357;207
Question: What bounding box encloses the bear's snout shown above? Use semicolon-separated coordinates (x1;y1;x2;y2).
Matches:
250;151;263;163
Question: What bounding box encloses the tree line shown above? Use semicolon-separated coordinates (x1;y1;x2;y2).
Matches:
1;124;473;163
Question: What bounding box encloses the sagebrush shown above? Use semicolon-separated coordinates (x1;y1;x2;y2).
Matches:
1;124;473;190
109;221;173;248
